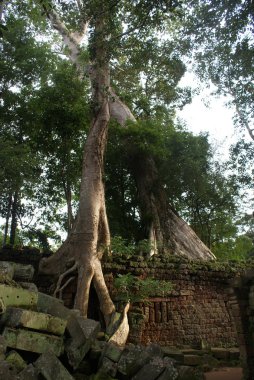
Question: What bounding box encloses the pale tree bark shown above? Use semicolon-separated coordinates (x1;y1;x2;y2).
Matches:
108;93;216;261
38;5;115;322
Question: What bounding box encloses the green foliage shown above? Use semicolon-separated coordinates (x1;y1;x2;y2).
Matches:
114;273;173;303
110;236;152;257
214;235;254;262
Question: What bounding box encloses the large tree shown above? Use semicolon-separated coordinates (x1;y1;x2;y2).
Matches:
2;1;215;326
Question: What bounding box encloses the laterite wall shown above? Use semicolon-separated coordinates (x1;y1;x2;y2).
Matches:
61;255;241;348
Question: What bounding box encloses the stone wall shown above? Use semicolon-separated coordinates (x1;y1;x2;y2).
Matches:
0;248;244;349
61;255;242;349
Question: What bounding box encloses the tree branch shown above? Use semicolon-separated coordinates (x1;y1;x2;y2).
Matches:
41;4;88;78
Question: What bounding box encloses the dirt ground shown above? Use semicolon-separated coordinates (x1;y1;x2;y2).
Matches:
205;367;243;380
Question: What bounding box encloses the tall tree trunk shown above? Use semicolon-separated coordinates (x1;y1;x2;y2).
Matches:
39;14;115;322
63;178;74;236
9;190;19;246
3;192;12;246
109;93;216;261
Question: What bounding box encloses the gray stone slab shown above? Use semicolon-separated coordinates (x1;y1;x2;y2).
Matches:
0;262;15;279
37;292;71;319
0;359;18;380
117;346;150;378
3;307;67;335
6;350;27;372
3;327;64;356
0;284;38;309
131;362;164;380
19;364;39;380
35;351;74;380
66;317;101;369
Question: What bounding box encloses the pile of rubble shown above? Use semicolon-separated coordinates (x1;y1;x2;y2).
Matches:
0;261;188;380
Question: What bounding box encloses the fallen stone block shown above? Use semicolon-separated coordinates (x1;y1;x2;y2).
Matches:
0;359;18;380
117;346;150;379
0;262;15;279
18;364;39;380
131;362;165;380
229;347;240;361
19;282;38;292
6;350;27;372
211;347;230;360
101;342;123;363
37;292;72;319
183;355;202;366
0;284;38;309
0;335;6;360
3;307;67;336
3;327;64;356
99;356;118;378
162;347;184;363
66;316;101;369
34;351;74;380
157;366;178;380
13;263;35;282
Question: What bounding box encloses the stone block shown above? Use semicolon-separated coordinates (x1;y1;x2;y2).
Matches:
0;261;15;279
3;307;67;335
19;364;39;380
131;362;165;380
66;316;101;369
229;348;240;361
211;347;230;360
99;356;118;378
37;292;71;319
13;263;35;282
6;350;27;372
0;359;18;380
19;283;38;292
35;351;74;380
102;342;123;363
162;347;184;363
157;365;178;380
0;284;38;309
183;355;202;366
0;335;6;360
3;327;64;356
117;346;150;378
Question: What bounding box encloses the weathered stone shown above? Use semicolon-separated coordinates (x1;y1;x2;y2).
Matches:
37;292;71;319
0;285;38;309
211;347;230;360
6;350;27;372
183;355;202;366
162;347;184;363
3;307;67;335
13;263;34;282
177;365;203;380
0;335;6;360
101;342;123;363
35;351;74;380
19;283;38;292
99;356;118;378
0;262;15;279
19;364;39;380
229;348;240;361
131;362;165;380
158;366;179;380
117;346;150;378
66;316;101;369
3;327;64;356
0;359;18;380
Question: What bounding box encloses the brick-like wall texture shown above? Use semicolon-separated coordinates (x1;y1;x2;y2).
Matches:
101;256;240;348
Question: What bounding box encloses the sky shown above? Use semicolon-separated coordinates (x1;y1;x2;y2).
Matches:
177;73;238;161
